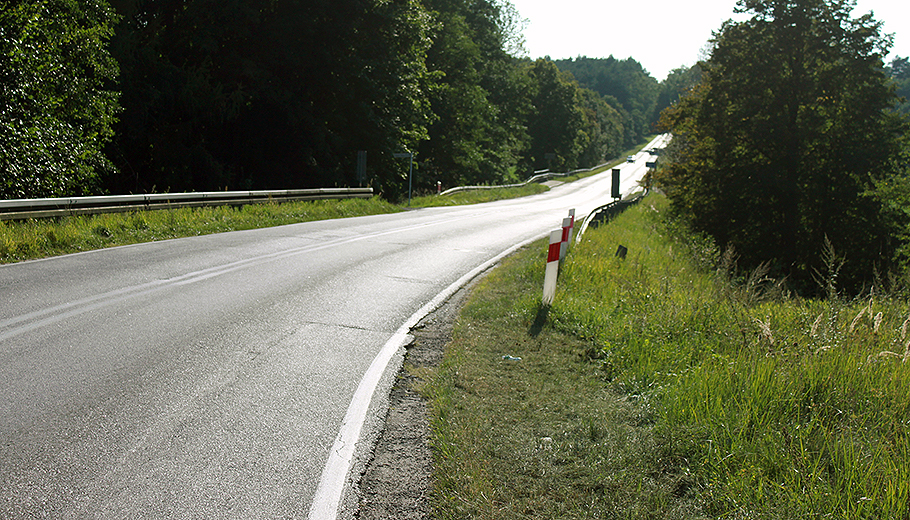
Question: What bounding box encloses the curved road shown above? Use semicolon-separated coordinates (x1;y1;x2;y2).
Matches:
0;136;668;519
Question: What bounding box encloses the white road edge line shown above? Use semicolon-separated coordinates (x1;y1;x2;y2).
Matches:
307;232;548;520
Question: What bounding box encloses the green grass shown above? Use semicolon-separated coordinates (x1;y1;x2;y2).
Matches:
422;193;910;518
0;181;558;264
409;184;550;207
0;197;401;263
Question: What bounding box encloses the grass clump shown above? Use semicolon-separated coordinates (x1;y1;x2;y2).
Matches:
424;193;910;518
0;197;401;263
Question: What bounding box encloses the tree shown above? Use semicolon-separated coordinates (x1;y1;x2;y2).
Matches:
656;0;907;294
888;56;910;115
554;56;659;147
417;0;530;189
0;0;120;198
106;0;436;195
576;87;624;167
523;59;585;172
654;64;702;121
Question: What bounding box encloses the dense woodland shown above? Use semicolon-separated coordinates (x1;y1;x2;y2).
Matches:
3;0;910;294
0;0;678;201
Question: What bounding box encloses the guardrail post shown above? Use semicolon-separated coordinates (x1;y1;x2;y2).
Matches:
543;229;562;306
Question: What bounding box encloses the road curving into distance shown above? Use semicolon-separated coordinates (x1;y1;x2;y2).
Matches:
0;135;668;519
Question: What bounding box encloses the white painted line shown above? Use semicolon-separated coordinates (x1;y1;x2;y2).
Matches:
308;231;549;520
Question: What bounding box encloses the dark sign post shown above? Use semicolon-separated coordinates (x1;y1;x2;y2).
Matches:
611;168;621;200
356;150;367;186
393;152;414;206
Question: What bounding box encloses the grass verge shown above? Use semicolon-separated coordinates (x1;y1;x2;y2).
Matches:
409;184;549;208
421;193;910;519
0;197;401;264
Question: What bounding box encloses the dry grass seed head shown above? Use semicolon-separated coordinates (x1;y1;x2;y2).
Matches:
755;317;774;345
809;312;823;338
901;314;910;341
849;306;867;334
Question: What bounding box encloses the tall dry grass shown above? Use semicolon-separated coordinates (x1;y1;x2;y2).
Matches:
551;194;910;517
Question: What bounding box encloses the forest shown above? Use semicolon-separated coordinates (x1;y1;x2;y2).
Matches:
0;0;683;202
4;0;910;295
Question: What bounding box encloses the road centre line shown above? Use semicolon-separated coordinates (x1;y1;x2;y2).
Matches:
0;212;486;344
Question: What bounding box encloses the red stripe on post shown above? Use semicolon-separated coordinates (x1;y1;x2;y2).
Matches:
547;229;562;263
547;242;561;263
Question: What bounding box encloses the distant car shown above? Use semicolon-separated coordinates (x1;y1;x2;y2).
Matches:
627;155;634;163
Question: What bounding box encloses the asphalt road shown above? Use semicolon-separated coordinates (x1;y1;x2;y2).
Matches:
0;136;667;519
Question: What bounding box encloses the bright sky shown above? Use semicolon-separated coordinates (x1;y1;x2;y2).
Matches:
509;0;910;81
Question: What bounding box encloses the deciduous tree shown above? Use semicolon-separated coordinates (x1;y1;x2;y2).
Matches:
0;0;120;198
657;0;907;294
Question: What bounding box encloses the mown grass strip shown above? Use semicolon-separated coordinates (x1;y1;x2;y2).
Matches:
409;184;550;208
423;193;910;518
0;182;558;264
0;197;401;264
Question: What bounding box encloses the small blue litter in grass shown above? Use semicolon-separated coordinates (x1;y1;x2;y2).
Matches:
502;355;522;361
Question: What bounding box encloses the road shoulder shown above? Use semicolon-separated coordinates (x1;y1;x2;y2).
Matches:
355;279;474;519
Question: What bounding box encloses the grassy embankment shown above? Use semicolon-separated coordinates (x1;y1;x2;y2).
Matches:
420;193;910;519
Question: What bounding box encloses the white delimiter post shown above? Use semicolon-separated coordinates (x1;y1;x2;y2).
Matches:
559;216;573;261
543;229;562;306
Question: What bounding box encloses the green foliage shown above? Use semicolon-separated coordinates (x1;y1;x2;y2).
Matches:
656;0;909;295
575;87;624;168
0;0;120;198
554;56;660;148
654;64;702;121
0;0;660;199
523;59;586;171
556;195;910;517
106;0;437;195
417;0;531;189
888;56;910;115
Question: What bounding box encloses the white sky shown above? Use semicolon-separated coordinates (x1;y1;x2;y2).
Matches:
509;0;910;81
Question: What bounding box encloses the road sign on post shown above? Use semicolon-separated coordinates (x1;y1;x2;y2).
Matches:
611;169;621;200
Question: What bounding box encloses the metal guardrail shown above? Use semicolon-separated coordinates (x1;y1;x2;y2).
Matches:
437;163;610;197
575;190;648;244
0;187;374;221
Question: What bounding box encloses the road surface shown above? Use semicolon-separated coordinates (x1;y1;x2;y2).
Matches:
0;135;668;519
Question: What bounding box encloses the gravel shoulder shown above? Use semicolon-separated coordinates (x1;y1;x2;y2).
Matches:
355;280;475;519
